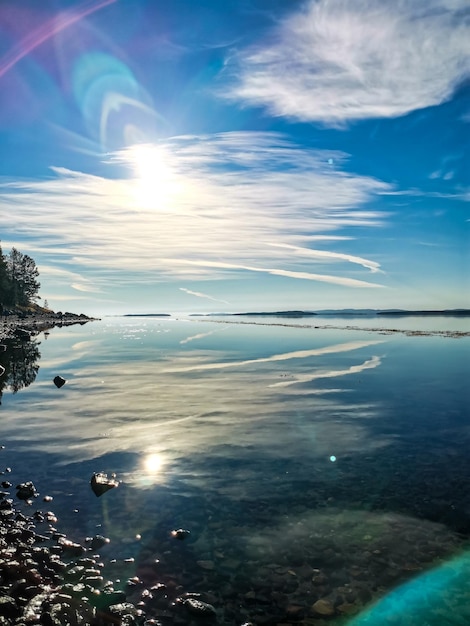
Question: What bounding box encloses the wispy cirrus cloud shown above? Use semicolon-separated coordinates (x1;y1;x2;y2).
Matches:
71;282;102;293
226;0;470;125
180;287;230;304
170;258;382;288
0;132;390;292
267;243;383;273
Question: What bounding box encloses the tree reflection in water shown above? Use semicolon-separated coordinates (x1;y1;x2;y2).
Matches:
0;338;41;401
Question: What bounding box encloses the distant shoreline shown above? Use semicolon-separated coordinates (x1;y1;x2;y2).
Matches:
120;309;470;319
187;317;470;338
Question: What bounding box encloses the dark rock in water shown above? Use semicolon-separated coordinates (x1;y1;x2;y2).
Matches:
57;536;86;557
0;595;18;618
171;528;191;540
16;481;38;500
53;375;67;388
87;534;110;550
108;602;139;622
311;598;335;616
184;598;217;619
90;472;119;497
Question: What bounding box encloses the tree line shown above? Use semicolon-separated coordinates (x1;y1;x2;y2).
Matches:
0;243;40;309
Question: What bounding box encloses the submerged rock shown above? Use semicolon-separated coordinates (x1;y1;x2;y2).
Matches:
87;534;110;550
171;528;191;540
311;598;335;616
90;472;119;497
53;375;67;388
184;597;217;619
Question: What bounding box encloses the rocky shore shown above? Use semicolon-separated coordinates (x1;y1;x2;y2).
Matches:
0;312;99;343
0;459;224;626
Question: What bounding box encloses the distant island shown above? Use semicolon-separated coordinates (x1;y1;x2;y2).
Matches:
191;309;470;318
234;310;317;318
123;313;171;317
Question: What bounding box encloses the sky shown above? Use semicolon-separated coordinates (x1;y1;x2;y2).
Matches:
0;0;469;315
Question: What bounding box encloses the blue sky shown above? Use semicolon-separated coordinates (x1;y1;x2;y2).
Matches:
0;0;468;314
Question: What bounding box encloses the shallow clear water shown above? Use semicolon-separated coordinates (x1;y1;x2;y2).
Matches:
1;317;470;625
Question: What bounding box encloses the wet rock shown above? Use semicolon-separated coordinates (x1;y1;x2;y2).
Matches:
0;364;5;377
53;375;67;388
0;595;18;618
90;472;119;497
16;481;38;500
311;599;335;616
184;597;217;619
58;537;86;557
171;528;191;540
87;534;110;550
108;601;140;624
337;602;359;616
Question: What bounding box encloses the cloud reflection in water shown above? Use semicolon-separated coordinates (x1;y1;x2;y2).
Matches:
1;325;389;497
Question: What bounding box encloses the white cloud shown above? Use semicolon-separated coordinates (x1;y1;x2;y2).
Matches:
226;0;470;124
0;132;390;291
180;287;230;304
71;282;102;293
267;243;383;273
169;258;383;288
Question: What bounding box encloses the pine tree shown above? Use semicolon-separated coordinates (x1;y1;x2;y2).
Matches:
6;248;40;307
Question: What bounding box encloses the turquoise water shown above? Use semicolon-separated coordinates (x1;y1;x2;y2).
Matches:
1;317;469;624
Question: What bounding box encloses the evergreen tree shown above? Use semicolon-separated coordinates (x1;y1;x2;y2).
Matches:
6;247;40;307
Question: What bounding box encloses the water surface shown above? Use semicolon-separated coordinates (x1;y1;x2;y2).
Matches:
1;318;469;625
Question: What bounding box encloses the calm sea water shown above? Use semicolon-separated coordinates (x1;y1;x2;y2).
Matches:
1;317;470;625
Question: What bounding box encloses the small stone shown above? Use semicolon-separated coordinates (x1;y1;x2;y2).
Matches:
90;472;119;497
58;537;85;557
87;534;110;550
53;375;67;388
184;598;217;618
312;599;335;616
337;603;359;615
0;595;18;618
16;481;38;500
171;528;191;540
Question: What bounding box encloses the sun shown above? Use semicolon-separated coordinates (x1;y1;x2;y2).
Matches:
129;143;179;211
143;452;164;474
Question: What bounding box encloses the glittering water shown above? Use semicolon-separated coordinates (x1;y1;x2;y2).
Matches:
1;317;469;624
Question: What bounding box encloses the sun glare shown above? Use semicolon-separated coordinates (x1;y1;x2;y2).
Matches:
143;452;164;475
129;144;179;211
